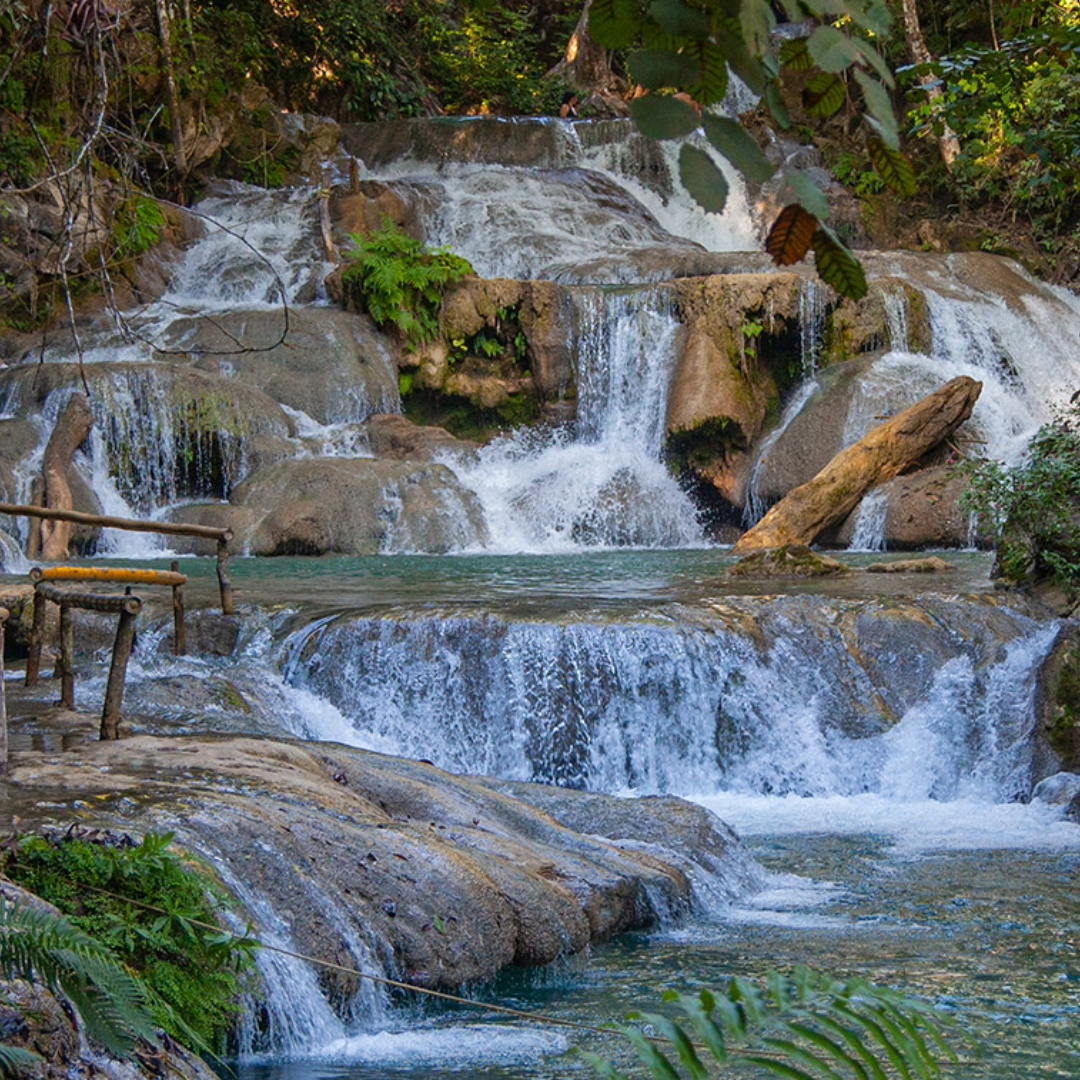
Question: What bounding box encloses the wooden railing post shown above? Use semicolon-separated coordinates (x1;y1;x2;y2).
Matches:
25;588;47;687
57;602;74;709
100;598;141;741
216;534;234;615
170;560;186;655
0;607;8;774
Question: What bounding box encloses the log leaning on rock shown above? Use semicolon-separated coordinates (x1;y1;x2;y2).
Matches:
732;376;982;554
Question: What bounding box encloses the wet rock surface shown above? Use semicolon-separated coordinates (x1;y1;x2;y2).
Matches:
0;735;752;993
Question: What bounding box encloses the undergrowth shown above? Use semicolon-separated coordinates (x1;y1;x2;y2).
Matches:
342;220;474;347
1;831;255;1053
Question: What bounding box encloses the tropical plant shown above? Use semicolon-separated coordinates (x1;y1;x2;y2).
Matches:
342;220;475;347
582;966;956;1080
960;401;1080;592
1;831;256;1053
586;0;916;300
0;900;160;1074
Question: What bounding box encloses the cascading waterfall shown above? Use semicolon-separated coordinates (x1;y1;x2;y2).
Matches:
847;486;888;552
282;594;1059;803
450;287;702;551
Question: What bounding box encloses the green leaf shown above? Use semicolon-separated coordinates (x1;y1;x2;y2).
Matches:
683;39;729;106
648;0;710;39
788;1021;873;1080
803;72;846;118
628;49;703;89
703;115;774;184
636;1012;709;1080
714;31;767;95
619;1024;682;1080
765;81;791;128
867;136;917;196
630;95;701;139
778;38;814;73
812;225;867;300
853;69;898;149
741;1056;819;1080
589;0;643;49
807;25;862;73
664;990;727;1061
679;143;729;213
785;169;830;220
0;1044;41;1077
851;36;895;88
579;1049;632;1080
740;0;775;55
762;1036;851;1080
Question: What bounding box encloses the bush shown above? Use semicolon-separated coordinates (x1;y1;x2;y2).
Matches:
342;220;474;347
1;831;255;1053
961;401;1080;591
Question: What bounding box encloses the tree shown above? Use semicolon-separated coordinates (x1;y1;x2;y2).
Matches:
900;0;961;169
586;0;919;299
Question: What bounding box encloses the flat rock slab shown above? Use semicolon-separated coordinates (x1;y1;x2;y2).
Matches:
1;736;754;997
865;557;955;574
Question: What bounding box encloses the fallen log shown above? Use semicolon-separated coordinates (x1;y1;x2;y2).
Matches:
732;376;982;554
37;394;94;562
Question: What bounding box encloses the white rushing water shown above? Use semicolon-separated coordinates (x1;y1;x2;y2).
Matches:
449;287;704;552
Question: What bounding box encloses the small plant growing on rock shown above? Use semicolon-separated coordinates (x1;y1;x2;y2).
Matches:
342;220;474;347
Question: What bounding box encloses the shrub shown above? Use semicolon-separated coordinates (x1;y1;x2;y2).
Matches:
342;220;474;347
1;831;255;1053
961;401;1080;591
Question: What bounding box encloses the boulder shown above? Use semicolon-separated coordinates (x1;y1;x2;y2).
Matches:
233;457;489;555
864;556;955;574
725;544;851;579
1035;623;1080;778
732;377;982;554
3;736;754;992
164;307;399;425
830;467;972;550
363;414;477;461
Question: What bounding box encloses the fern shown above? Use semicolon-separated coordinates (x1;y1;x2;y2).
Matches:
585;966;956;1080
0;901;160;1063
342;219;474;347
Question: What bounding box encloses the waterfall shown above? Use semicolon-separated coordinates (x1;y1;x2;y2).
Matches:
449;288;702;551
281;595;1059;803
848;486;888;552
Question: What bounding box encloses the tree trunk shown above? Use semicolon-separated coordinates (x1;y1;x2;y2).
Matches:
155;0;187;175
38;394;94;561
732;376;982;554
546;0;617;92
902;0;961;170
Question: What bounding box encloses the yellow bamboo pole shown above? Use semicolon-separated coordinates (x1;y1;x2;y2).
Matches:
31;566;187;588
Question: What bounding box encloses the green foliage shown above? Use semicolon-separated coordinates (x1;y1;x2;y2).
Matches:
906;21;1080;238
587;0;911;299
111;196;167;262
1;832;255;1053
960;401;1080;591
583;966;955;1080
342;221;474;347
0;900;160;1068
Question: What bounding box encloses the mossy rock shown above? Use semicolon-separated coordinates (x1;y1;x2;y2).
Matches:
1037;624;1080;773
725;544;852;579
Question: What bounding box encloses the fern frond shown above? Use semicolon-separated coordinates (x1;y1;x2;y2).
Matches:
0;1043;40;1078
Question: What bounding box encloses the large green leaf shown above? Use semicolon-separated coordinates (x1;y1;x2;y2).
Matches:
633;1013;710;1080
807;25;862;73
589;0;643;49
765;81;791;128
679;143;730;213
812;224;868;300
852;36;895;88
785;169;830;220
628;49;703;89
805;0;892;36
739;0;775;56
803;71;847;118
867;135;917;195
703;115;774;184
853;69;898;149
683;39;729;105
630;94;701;139
648;0;710;39
713;27;767;94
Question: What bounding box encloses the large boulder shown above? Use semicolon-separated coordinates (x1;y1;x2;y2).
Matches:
733;376;982;554
3;736;755;994
161;307;400;425
233;457;489;555
363;414;477;461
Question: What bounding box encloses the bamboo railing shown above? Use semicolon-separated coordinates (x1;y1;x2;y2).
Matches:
0;503;233;613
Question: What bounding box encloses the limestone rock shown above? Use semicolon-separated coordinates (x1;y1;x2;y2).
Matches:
733;376;982;554
1035;623;1080;777
725;544;851;579
3;737;753;992
233;457;489;555
864;557;955;574
363;414;477;461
